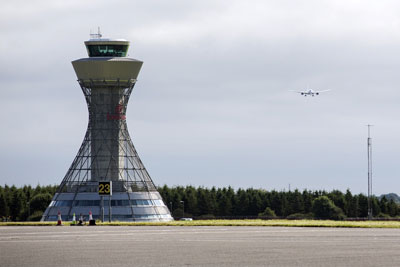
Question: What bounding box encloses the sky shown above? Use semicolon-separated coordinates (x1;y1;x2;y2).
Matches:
1;0;400;195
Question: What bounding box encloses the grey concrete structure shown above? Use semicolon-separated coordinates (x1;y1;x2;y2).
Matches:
41;33;173;222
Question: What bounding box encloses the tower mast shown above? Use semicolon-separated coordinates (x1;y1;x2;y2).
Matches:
367;124;373;220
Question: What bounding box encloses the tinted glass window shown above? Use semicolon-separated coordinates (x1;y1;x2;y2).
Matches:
53;200;73;207
153;199;163;206
131;199;153;206
87;45;128;57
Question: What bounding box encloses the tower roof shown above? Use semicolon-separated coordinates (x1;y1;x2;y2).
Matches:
84;38;130;46
86;28;129;46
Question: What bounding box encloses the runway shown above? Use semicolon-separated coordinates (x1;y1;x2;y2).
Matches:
0;226;399;266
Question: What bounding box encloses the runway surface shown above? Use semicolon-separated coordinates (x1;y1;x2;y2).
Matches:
0;226;399;266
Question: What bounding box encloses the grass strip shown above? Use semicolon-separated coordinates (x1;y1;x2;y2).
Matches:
1;219;400;228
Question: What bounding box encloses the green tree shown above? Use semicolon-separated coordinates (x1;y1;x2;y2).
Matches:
280;193;289;217
289;189;304;214
344;189;353;217
388;199;398;217
379;196;389;215
235;188;250;216
357;194;368;217
29;193;52;213
170;188;183;215
0;192;8;218
347;194;359;218
172;208;184;218
208;187;218;215
184;186;198;216
248;189;263;216
258;207;277;218
197;188;214;216
371;197;381;217
312;196;345;220
328;190;345;211
9;190;24;221
302;190;313;213
158;185;171;205
270;191;282;216
217;189;233;216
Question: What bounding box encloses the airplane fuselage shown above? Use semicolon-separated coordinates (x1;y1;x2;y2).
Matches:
300;89;319;97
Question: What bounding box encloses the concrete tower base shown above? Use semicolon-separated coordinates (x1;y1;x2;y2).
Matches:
44;192;172;222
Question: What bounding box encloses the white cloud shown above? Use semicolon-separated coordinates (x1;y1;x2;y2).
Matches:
1;0;400;194
131;0;400;47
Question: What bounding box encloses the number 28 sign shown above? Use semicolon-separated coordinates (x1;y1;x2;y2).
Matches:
98;181;112;196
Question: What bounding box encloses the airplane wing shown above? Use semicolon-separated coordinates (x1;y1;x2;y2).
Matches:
315;89;331;93
288;90;304;93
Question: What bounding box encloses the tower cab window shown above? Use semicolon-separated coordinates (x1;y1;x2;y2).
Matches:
87;45;128;57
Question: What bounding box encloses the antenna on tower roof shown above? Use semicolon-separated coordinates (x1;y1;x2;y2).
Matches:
90;27;102;39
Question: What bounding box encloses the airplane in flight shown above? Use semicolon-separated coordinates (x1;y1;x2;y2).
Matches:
290;88;331;97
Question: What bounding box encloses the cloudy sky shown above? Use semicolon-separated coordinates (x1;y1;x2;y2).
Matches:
1;0;400;195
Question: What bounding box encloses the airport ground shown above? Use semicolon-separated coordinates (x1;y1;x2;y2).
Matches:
1;226;399;266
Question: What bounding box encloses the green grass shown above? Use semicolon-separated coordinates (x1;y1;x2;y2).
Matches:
2;219;400;228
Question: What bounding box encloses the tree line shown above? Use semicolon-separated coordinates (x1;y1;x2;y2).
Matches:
158;185;399;220
0;185;57;221
0;184;399;221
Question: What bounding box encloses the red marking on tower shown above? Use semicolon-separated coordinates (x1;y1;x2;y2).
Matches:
107;103;126;120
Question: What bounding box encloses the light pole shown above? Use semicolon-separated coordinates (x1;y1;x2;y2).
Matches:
367;124;373;220
180;200;184;219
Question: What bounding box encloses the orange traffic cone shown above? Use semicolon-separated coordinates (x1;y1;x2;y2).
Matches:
89;211;96;226
57;211;62;226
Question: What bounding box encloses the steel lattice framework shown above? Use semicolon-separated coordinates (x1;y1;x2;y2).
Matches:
55;79;157;199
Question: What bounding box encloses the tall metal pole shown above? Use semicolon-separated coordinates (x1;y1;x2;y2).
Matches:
367;124;373;220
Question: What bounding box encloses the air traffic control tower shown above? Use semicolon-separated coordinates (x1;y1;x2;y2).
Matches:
42;32;173;222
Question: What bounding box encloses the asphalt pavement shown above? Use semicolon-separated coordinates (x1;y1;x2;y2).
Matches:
0;226;399;266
